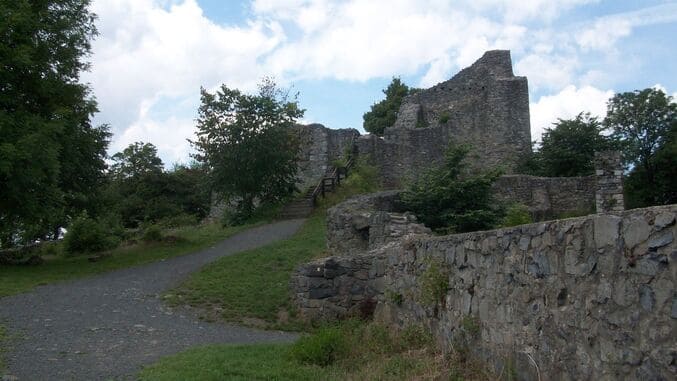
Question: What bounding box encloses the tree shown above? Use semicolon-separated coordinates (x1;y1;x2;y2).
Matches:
523;113;612;177
401;145;504;233
0;0;109;246
607;89;677;207
192;78;303;221
363;77;414;136
110;142;164;179
605;88;676;185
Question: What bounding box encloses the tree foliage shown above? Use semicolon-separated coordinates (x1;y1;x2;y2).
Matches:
401;145;504;233
363;77;415;136
606;88;677;207
107;142;209;228
192;78;303;221
520;113;612;177
0;0;109;246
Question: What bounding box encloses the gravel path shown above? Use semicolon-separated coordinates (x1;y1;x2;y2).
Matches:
0;219;305;381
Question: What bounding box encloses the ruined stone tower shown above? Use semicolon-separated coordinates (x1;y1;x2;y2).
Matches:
357;50;532;187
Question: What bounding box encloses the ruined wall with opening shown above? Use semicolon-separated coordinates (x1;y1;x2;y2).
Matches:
357;50;531;188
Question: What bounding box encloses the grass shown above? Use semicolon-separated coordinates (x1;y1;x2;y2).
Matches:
138;343;328;381
165;211;327;329
165;161;381;329
140;320;494;381
0;222;255;297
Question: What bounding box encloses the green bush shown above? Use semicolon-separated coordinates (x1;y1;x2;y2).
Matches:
289;326;347;367
401;144;504;233
439;112;450;124
142;224;163;243
63;214;119;256
501;204;532;227
419;259;449;306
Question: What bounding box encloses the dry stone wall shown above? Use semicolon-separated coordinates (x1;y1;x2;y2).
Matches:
292;201;677;380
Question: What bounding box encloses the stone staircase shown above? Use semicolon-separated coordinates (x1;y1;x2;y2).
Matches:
279;188;315;219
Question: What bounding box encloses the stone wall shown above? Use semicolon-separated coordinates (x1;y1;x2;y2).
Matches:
326;191;430;255
293;123;359;191
358;50;531;187
292;202;677;380
595;151;625;213
493;175;596;219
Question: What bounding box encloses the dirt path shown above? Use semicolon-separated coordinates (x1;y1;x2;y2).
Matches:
0;219;305;381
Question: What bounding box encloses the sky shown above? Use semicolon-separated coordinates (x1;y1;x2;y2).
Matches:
81;0;677;166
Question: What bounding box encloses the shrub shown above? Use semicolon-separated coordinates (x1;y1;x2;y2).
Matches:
289;325;347;367
439;112;450;124
63;214;119;255
419;259;449;306
502;204;532;227
142;224;163;243
401;144;504;233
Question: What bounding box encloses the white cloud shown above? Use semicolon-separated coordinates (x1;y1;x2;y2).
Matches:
84;0;284;163
530;85;613;141
515;54;578;91
576;3;677;51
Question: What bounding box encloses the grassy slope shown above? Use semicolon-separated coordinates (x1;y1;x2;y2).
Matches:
139;320;492;381
165;212;326;328
165;162;381;328
0;223;254;297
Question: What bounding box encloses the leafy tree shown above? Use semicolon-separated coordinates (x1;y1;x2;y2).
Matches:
110;142;164;179
605;88;676;186
0;0;109;246
363;77;413;136
522;113;612;177
401;145;504;233
106;143;209;227
192;78;303;221
608;89;677;208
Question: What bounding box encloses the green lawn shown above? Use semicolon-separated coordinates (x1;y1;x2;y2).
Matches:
165;212;326;329
138;343;329;381
0;222;255;297
138;320;488;381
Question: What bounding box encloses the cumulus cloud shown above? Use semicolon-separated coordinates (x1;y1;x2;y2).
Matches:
84;0;283;163
530;85;614;141
576;3;677;51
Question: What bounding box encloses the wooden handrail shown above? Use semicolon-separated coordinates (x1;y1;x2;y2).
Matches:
310;136;357;206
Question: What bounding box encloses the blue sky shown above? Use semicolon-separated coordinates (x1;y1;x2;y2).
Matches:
82;0;677;166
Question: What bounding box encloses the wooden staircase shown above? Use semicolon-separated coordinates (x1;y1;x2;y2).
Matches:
279;159;353;220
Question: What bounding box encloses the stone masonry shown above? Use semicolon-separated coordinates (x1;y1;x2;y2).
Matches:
595;151;625;214
293;123;359;191
357;50;532;187
291;195;677;380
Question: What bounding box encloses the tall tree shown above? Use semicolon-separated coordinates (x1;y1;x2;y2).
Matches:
0;0;109;246
363;77;413;136
606;88;677;207
524;113;612;177
605;88;676;183
192;78;303;221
